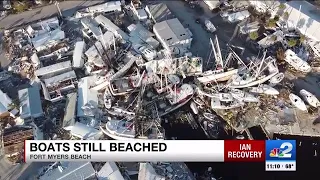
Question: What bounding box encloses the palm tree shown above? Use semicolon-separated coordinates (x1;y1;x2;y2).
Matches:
249;31;259;41
287;39;297;47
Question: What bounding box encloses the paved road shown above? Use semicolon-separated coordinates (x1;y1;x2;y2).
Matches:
163;1;257;69
0;0;105;30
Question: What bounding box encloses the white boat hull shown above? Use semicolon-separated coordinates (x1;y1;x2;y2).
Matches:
197;69;238;84
284;49;311;73
300;89;320;107
289;93;307;111
229;72;278;89
249;84;279;95
211;97;244;110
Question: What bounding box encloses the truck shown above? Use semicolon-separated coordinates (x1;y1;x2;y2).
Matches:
204;19;216;33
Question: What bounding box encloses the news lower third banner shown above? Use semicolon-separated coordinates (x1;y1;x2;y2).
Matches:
24;140;296;170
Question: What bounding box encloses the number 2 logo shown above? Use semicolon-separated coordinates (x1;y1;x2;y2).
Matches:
280;142;292;158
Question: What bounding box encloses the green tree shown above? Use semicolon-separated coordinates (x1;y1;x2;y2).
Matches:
278;3;286;10
274;15;280;21
267;19;277;27
13;2;29;13
249;31;259;40
287;39;297;47
271;35;277;41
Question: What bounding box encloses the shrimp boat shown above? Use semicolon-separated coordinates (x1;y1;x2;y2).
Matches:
149;84;194;117
299;89;320;107
100;117;164;140
249;84;279;95
229;51;280;88
289;93;307;111
143;55;203;77
154;74;180;94
284;49;311;73
197;36;238;84
109;69;157;96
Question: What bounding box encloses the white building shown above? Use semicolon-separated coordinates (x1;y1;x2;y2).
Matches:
18;86;43;120
39;162;96;180
31;28;65;52
250;1;320;41
35;61;72;78
86;1;121;13
26;17;59;37
127;23;159;49
0;90;17;118
81;18;102;40
94;15;129;40
72;41;86;68
153;18;192;51
145;3;175;23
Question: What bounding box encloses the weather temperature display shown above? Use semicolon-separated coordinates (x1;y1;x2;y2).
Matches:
265;140;296;171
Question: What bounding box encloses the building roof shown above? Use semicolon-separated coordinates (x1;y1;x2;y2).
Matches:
97;162;125;180
153;18;191;46
227;10;250;23
39;162;95;180
35;61;72;77
146;3;175;23
62;93;77;128
77;76;98;117
18;86;43;119
138;163;164;180
128;23;159;49
94;15;129;40
43;70;76;87
64;122;101;140
81;18;102;38
31;28;65;50
283;1;320;41
73;41;86;68
0;89;12;114
87;1;121;13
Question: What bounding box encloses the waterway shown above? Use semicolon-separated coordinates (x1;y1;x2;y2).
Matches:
163;106;320;180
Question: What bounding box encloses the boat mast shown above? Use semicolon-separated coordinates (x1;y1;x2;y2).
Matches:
255;50;267;78
211;35;223;69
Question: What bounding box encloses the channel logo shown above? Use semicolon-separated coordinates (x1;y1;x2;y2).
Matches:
266;140;296;161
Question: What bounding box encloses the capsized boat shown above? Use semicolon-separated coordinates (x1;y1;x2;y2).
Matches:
289;93;307;111
284;49;311;73
299;89;320;107
249;84;279;95
211;97;244;110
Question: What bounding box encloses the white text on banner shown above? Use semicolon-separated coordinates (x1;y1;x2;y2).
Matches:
24;140;224;162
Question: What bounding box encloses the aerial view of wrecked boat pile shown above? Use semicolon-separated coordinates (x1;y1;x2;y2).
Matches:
0;0;320;179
